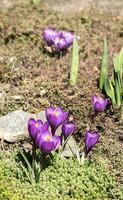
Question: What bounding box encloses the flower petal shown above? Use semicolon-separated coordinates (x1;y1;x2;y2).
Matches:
92;95;108;112
40;141;54;154
61;31;74;47
84;130;100;156
43;28;58;46
62;121;75;139
52;135;61;150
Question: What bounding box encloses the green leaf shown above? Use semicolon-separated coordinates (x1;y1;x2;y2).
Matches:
20;162;33;184
119;47;123;67
20;150;32;173
113;48;123;79
20;150;35;184
115;78;122;108
104;78;116;105
70;36;79;86
99;37;109;90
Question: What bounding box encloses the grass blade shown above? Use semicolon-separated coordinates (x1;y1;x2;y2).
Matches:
70;36;79;86
99;37;108;90
104;78;116;105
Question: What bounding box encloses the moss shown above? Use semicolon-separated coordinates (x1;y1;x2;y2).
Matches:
0;151;115;200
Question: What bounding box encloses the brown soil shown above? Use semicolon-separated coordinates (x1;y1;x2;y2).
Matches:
0;1;123;195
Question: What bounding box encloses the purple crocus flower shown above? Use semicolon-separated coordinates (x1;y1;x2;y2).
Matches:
61;31;74;47
84;130;100;157
62;121;75;139
46;106;69;135
92;95;108;112
43;28;74;51
43;28;58;46
36;130;61;154
28;118;49;140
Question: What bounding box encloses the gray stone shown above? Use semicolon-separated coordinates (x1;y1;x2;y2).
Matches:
0;110;45;143
0;109;79;157
62;136;79;158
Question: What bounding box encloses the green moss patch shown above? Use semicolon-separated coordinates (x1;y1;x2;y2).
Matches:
0;151;116;200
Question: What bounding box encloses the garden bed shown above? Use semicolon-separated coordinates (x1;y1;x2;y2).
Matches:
0;1;123;199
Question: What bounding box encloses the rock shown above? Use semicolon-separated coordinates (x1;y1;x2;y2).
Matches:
0;109;79;157
12;95;23;100
62;136;79;158
0;110;45;143
0;91;6;99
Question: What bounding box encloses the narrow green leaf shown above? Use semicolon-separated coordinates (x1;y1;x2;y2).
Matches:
70;36;79;86
119;47;123;66
113;54;119;73
104;78;116;105
20;150;33;175
115;78;122;108
20;163;33;184
113;48;123;79
119;47;123;80
99;37;108;90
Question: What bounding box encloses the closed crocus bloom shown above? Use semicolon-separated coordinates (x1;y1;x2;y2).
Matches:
84;130;100;157
62;121;75;139
46;106;69;135
28;118;49;140
43;28;58;46
36;130;61;154
92;95;108;112
61;31;74;47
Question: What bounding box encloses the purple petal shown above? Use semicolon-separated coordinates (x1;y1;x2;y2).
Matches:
84;130;100;156
54;36;67;50
62;121;75;139
42;122;50;131
46;106;69;134
35;132;42;146
61;31;74;47
43;28;58;46
40;141;54;154
46;106;55;118
48;114;64;129
52;135;61;150
28;118;43;139
41;130;52;141
92;95;97;105
62;112;69;122
95;102;102;112
92;95;108;112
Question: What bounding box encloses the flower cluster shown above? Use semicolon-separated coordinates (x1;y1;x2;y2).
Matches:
28;107;75;155
43;28;74;51
28;105;103;159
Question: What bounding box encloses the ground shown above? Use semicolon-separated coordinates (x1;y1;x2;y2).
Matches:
0;0;123;199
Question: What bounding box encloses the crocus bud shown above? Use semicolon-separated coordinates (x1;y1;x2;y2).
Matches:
92;95;108;112
46;106;68;135
84;130;100;157
62;121;75;139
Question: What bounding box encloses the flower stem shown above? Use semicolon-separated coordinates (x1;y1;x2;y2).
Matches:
81;152;86;164
40;154;47;170
32;142;36;179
